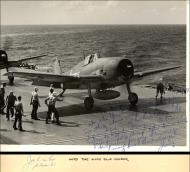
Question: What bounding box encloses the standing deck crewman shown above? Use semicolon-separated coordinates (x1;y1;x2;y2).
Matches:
156;77;165;99
0;83;6;114
45;91;63;125
30;87;40;120
6;90;17;120
49;87;55;122
13;96;25;131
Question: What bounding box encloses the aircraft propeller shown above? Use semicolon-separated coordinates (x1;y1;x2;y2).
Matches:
116;58;138;105
1;37;13;71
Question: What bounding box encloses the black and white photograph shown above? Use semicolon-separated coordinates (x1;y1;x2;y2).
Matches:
0;0;189;152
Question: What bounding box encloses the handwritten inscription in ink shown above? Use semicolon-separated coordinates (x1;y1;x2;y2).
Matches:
84;93;186;151
21;155;56;171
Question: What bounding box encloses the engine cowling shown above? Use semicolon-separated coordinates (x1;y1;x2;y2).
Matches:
117;59;134;80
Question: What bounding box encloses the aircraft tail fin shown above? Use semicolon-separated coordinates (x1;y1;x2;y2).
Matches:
54;57;62;74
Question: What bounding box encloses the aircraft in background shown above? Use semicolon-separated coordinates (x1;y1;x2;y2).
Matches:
0;49;47;83
5;53;181;110
0;49;46;70
0;37;47;81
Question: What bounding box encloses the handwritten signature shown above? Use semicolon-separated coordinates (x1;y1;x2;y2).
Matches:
21;155;56;171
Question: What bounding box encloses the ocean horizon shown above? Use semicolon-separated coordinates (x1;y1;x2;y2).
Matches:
0;24;186;87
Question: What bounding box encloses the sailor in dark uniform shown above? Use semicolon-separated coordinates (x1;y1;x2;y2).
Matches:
0;83;6;114
8;72;14;85
156;78;165;99
6;90;17;120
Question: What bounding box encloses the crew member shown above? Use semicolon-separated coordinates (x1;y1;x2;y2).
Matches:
13;96;25;131
49;84;54;90
49;84;54;96
8;72;14;85
167;83;174;91
0;83;6;114
45;91;63;125
6;90;17;120
156;78;165;99
49;87;55;122
30;87;40;120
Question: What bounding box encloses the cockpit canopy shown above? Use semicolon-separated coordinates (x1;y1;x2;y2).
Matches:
84;53;100;65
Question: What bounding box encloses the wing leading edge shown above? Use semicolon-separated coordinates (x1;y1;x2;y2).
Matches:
133;65;182;79
9;54;47;64
4;69;104;83
4;65;181;85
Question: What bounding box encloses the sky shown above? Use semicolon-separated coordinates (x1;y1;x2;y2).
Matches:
0;1;187;25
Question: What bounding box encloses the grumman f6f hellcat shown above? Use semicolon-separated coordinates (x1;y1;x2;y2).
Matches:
4;52;181;110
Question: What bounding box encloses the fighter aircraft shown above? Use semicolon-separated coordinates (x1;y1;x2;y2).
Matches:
0;49;47;70
4;53;181;110
1;37;47;72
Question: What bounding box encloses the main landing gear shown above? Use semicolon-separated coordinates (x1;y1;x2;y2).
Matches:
84;84;94;110
126;83;138;106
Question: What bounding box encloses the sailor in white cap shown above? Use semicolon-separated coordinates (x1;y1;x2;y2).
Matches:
30;87;40;120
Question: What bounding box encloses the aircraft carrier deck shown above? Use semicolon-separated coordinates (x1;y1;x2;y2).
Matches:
0;71;187;151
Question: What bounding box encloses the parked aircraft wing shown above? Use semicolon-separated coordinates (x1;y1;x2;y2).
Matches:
9;54;47;63
4;69;104;83
133;65;182;79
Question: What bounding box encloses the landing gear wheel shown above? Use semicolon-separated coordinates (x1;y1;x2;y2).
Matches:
84;97;94;110
128;92;138;106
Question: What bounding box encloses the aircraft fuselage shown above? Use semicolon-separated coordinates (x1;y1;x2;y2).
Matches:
63;57;134;90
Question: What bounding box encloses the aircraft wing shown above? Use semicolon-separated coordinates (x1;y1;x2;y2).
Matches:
4;69;104;83
133;65;182;79
8;54;47;64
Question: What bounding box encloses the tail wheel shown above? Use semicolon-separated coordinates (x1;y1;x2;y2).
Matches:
84;97;94;110
128;92;138;106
